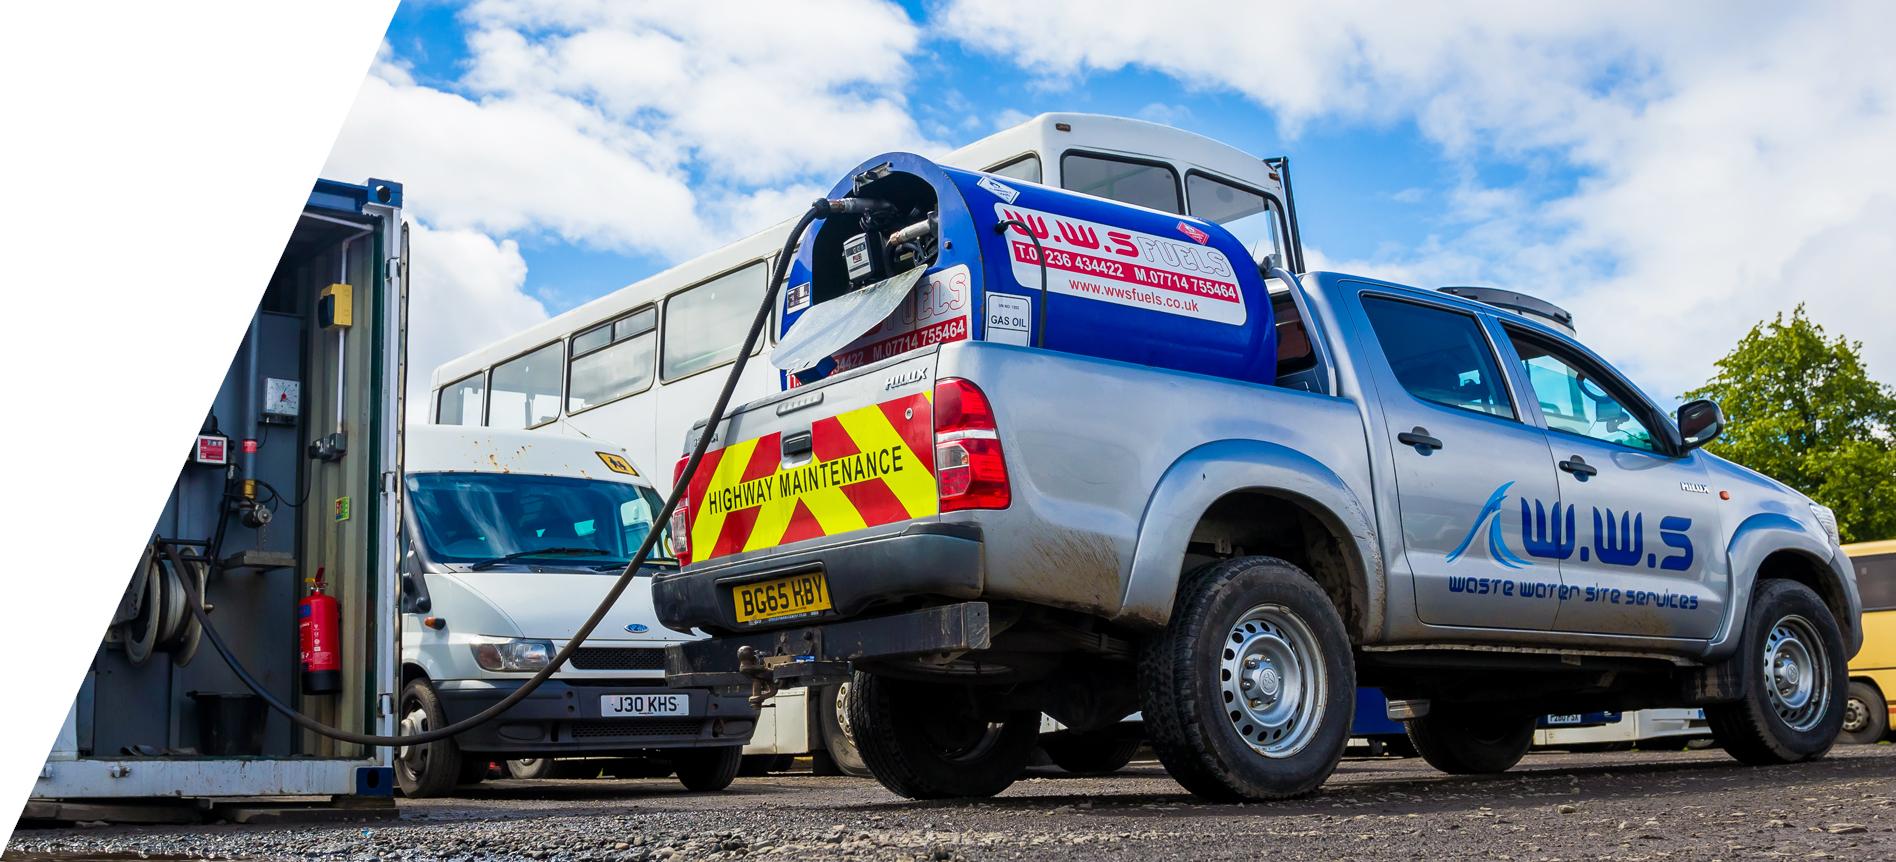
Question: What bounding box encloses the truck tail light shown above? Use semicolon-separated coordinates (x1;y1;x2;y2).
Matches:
933;378;1010;511
670;455;692;565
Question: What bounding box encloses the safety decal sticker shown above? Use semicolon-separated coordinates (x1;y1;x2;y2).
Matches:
976;175;1020;204
685;392;937;562
994;203;1246;325
1176;221;1210;244
596;451;638;476
985;293;1032;346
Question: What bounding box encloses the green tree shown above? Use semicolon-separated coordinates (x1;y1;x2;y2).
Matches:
1684;305;1896;543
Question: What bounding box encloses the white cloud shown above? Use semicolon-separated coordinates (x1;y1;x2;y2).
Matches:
937;1;1896;397
326;1;947;386
402;221;548;420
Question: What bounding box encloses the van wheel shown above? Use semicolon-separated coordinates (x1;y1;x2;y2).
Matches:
1842;681;1889;745
1043;729;1141;775
672;746;743;791
1138;556;1355;801
847;672;1040;799
394;679;465;798
1707;579;1847;764
1405;706;1535;774
816;683;873;777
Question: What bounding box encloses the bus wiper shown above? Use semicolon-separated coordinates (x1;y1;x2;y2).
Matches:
468;547;610;571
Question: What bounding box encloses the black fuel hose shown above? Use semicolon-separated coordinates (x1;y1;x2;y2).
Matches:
992;218;1049;348
172;200;832;747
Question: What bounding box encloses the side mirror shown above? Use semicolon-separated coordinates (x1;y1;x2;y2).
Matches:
1677;399;1724;451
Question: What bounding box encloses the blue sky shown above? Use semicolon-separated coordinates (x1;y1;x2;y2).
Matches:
326;1;1896;411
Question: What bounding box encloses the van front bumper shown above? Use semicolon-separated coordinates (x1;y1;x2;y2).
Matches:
433;679;756;755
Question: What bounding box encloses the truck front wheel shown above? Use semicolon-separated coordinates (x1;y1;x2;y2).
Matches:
1707;579;1847;764
1139;556;1355;801
847;672;1040;799
1404;706;1534;774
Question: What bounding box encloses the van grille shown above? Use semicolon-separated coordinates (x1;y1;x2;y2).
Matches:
568;647;666;671
567;719;703;740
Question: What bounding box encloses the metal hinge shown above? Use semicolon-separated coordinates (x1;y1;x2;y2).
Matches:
378;692;395;718
383;471;399;494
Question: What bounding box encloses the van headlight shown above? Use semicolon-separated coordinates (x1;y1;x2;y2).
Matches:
470;637;554;672
1809;503;1841;548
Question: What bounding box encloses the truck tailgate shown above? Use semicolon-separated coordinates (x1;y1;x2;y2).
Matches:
680;352;939;564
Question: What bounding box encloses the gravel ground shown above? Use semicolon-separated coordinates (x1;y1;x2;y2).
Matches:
9;744;1894;861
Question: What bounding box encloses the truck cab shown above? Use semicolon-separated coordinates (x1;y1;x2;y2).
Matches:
655;153;1861;802
397;425;754;796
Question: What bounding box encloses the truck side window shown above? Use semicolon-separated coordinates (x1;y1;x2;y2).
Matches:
1270;290;1316;375
489;342;563;429
1061;152;1182;214
1506;331;1660;452
568;307;656;413
662;262;767;381
1362;297;1514;419
436;373;484;426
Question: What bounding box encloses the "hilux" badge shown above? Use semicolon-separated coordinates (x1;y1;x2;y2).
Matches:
1680;482;1710;495
884;367;928;390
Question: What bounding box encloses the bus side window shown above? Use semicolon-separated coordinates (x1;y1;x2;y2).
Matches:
662;262;766;381
436;372;484;425
1187;172;1284;269
986;154;1042;183
568;307;657;413
1860;553;1896;612
1061;152;1181;214
488;341;562;429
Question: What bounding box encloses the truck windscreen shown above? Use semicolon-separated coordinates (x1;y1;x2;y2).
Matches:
407;473;672;570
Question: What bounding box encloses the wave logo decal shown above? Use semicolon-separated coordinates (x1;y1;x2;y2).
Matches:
1445;482;1533;569
1449;483;1695;571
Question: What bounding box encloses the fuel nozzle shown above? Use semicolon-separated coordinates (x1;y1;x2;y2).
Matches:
815;197;894;218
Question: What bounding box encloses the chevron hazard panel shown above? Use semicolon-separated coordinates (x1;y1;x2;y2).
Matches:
686;392;935;562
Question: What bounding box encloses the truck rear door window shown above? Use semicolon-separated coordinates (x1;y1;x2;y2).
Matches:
488;342;563;428
1061;152;1182;213
436;373;484;426
1362;297;1515;419
568;307;656;413
662;263;766;381
1188;172;1284;267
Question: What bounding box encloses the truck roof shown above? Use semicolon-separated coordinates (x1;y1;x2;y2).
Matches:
405;424;649;485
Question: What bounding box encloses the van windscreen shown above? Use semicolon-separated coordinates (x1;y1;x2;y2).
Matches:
407;473;672;570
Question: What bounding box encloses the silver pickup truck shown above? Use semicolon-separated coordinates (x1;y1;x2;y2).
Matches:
656;155;1861;802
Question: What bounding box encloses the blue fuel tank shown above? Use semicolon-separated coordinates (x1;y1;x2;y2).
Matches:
777;152;1276;385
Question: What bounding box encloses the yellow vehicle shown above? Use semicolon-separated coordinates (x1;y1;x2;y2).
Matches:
1844;539;1896;744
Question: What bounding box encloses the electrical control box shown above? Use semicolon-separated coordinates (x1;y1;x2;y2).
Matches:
318;282;352;329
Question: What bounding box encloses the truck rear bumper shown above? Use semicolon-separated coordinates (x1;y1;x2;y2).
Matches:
665;602;992;689
652;522;984;634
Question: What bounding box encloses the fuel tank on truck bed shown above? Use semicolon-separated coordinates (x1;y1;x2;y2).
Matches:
775;152;1277;387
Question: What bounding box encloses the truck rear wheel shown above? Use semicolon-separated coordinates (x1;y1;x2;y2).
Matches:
847;672;1039;799
1043;729;1142;775
1707;579;1847;764
671;746;743;791
814;683;872;777
1405;706;1534;774
1138;556;1355;801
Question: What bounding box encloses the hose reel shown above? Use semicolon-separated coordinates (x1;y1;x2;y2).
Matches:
111;537;206;666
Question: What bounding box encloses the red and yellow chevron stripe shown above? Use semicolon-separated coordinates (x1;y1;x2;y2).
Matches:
685;392;936;562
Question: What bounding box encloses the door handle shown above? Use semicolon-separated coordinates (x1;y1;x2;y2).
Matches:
781;430;813;458
1559;456;1598;478
1397;427;1443;451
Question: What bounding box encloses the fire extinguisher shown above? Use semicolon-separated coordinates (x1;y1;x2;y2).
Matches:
299;567;341;694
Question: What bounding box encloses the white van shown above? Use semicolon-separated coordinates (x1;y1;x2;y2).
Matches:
395;425;755;796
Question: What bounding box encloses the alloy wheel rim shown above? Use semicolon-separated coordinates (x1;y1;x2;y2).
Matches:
1219;603;1326;758
1762;614;1829;733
